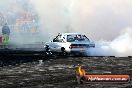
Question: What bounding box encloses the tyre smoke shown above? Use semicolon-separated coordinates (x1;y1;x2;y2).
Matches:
88;27;132;57
1;0;132;56
30;0;132;56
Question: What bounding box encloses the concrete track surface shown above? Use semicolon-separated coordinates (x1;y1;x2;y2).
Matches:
0;57;132;88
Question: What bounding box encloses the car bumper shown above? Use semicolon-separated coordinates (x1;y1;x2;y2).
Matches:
66;48;87;55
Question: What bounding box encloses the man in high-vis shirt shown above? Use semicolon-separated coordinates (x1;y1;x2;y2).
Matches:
76;64;86;84
2;23;10;44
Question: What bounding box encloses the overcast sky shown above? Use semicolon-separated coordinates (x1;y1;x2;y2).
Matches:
30;0;132;41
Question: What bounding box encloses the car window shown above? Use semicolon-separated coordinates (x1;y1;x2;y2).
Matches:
53;34;64;42
67;35;75;42
83;35;90;41
67;34;90;42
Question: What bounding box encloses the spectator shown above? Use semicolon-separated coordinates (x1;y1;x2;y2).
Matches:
2;23;10;44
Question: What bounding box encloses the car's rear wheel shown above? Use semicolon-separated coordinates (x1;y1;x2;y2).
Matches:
61;47;68;56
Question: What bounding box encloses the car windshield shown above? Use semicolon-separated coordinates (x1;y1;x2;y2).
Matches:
67;34;89;42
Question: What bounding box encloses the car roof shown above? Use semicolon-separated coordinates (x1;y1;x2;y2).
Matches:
61;33;82;36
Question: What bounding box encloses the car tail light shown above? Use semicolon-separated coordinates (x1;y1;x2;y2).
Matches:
69;45;77;49
69;44;94;49
69;45;80;49
69;44;89;49
69;45;74;49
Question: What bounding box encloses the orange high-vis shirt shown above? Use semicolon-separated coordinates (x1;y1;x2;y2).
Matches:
78;66;86;76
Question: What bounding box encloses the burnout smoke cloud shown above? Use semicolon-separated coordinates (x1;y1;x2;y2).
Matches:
88;27;132;57
0;0;132;56
30;0;132;56
30;0;132;41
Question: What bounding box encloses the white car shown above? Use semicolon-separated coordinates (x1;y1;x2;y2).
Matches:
45;33;95;56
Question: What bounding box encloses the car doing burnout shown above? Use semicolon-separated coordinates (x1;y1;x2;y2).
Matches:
45;33;95;56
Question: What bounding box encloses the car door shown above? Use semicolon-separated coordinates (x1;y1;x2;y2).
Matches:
51;34;65;48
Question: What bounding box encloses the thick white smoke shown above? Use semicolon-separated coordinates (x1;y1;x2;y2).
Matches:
88;27;132;57
0;0;42;44
0;0;131;56
30;0;132;41
30;0;132;56
30;0;74;41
